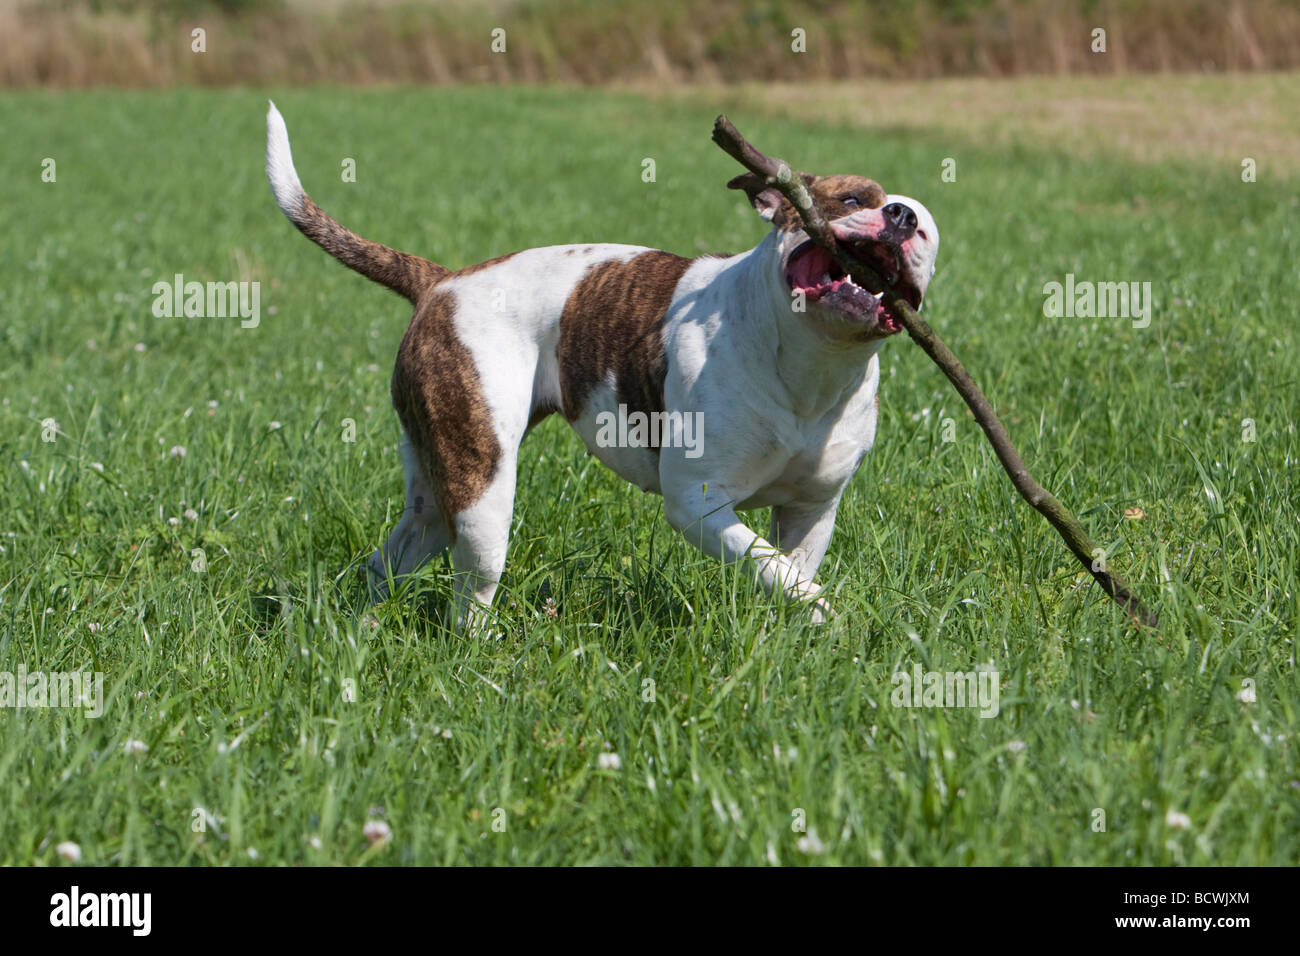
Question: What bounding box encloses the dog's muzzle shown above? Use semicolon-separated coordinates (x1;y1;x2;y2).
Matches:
784;226;922;336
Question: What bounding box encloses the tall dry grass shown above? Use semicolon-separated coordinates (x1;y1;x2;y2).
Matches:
2;0;1298;88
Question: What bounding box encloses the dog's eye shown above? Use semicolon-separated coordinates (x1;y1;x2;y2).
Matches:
841;196;860;207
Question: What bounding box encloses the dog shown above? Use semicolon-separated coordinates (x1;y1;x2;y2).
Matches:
265;103;939;631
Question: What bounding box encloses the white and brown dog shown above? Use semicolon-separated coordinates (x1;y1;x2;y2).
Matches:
265;103;939;630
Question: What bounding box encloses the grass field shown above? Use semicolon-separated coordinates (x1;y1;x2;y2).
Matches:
1;84;1297;865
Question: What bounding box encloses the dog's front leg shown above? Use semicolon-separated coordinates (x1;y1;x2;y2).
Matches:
662;485;832;621
770;498;842;580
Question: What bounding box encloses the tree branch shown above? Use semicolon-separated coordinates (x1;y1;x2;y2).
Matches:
712;115;1158;628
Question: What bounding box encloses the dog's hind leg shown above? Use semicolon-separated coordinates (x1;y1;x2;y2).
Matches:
385;288;542;633
448;452;519;635
368;436;450;600
445;350;541;635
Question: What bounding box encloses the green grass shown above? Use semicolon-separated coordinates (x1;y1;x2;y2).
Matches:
0;86;1296;865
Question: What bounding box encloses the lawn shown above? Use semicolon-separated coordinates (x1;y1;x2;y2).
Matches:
0;84;1296;865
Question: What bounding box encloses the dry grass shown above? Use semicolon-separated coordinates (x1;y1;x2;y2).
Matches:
662;73;1300;174
4;0;1300;88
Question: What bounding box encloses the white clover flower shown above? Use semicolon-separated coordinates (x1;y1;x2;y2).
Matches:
796;830;825;855
168;445;186;458
124;739;148;755
1165;809;1191;830
597;752;622;770
56;841;82;863
363;820;391;846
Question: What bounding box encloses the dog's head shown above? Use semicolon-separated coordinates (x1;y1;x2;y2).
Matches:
729;172;939;341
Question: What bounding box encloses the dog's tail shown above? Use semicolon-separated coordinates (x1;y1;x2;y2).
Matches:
265;101;447;303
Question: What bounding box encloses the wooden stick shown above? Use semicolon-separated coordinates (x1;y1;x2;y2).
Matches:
712;115;1158;628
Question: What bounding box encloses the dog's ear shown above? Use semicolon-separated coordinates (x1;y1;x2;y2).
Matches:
727;171;815;223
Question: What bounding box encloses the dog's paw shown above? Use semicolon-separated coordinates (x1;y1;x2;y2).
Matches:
453;601;504;641
786;579;834;624
809;596;836;625
366;550;392;602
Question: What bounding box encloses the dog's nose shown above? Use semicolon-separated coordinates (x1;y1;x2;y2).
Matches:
883;202;917;234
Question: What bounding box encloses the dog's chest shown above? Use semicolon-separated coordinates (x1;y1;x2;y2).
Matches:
731;401;877;509
669;310;883;509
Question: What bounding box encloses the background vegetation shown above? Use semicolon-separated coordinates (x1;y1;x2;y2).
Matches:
5;0;1299;88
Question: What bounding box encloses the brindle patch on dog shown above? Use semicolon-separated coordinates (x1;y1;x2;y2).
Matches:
556;251;694;426
293;194;448;302
527;401;560;433
448;251;518;279
390;290;502;534
726;172;886;231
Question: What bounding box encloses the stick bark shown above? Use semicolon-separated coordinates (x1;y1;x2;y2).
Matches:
712;115;1158;628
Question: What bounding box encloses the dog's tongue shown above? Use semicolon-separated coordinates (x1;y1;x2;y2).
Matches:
790;245;834;292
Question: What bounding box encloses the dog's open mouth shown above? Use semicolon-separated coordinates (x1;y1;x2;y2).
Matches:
785;239;920;334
